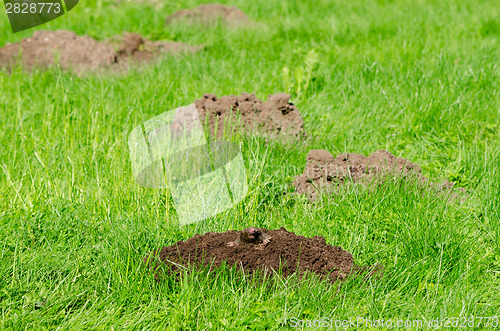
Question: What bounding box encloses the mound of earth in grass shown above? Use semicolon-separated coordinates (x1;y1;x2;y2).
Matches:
145;227;383;283
116;0;164;7
294;149;457;201
166;4;250;27
195;92;304;138
0;30;201;73
110;32;203;67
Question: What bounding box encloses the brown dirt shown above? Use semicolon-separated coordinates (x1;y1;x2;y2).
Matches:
166;4;250;27
195;92;304;139
116;0;164;8
0;30;202;73
294;149;460;201
111;32;202;66
145;227;383;283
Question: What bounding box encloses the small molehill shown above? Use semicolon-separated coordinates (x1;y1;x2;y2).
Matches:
145;227;382;283
166;4;250;27
294;149;458;201
110;32;203;69
195;92;304;139
0;30;202;73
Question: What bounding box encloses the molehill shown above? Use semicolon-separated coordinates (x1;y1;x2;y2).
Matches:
145;227;383;283
294;149;459;201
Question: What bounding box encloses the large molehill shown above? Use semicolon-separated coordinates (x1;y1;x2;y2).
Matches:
145;227;383;283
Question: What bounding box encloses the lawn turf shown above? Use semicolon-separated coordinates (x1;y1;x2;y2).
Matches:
1;0;500;329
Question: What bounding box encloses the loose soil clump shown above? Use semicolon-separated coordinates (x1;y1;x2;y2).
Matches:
195;92;304;138
111;32;203;68
145;227;382;283
0;30;201;73
294;149;458;201
166;4;250;27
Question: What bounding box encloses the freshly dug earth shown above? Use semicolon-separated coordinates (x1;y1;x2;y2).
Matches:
294;149;456;201
0;30;115;72
195;92;304;138
116;0;164;7
145;227;382;283
166;4;250;26
0;30;201;73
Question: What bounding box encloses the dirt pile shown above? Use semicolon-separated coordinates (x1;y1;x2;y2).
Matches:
111;32;203;67
166;4;250;26
146;227;382;283
116;0;164;7
0;30;201;73
195;92;304;138
294;149;457;201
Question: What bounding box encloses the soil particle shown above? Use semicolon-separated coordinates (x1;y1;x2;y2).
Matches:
0;30;201;73
166;3;250;27
145;227;382;283
294;149;462;201
194;92;304;138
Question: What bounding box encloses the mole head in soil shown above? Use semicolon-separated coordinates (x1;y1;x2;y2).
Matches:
227;227;271;248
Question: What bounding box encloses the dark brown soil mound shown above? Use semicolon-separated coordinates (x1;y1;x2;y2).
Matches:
294;149;457;201
145;227;382;283
166;4;250;26
0;30;201;73
195;92;304;138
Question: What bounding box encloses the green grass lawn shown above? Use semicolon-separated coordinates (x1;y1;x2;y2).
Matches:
1;0;500;329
